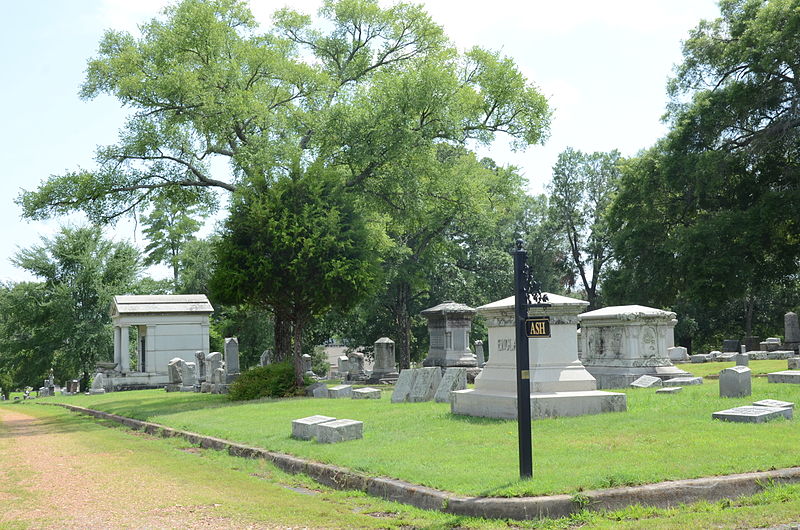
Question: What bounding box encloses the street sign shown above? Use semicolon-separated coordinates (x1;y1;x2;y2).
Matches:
525;317;550;338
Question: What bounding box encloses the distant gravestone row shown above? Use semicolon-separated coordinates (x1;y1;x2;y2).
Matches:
163;337;240;394
390;367;468;404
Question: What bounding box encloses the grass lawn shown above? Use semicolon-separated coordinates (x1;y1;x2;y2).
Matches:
675;359;789;378
41;361;800;499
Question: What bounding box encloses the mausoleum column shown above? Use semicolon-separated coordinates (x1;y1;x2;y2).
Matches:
113;326;121;368
119;326;130;373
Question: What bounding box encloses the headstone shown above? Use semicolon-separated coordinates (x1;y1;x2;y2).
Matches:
768;350;795;360
206;352;223;377
421;301;478;367
712;406;792;423
302;354;313;374
194;350;206;381
409;367;442;402
211;367;226;385
352;387;381;399
224;337;240;381
663;376;703;386
328;384;353;398
690;354;711;363
668;346;689;362
788;357;800;370
743;336;761;352
316;419;363;443
292;415;337;440
434;367;467;403
312;384;329;398
305;381;327;397
474;340;485;367
753;399;794;409
259;349;272;367
767;371;800;384
167;358;184;385
346;352;367;381
656;386;682;394
719;365;751;398
371;337;399;382
722;339;740;353
709;350;721;360
785;312;800;353
741;345;747;354
180;361;197;388
761;338;781;352
717;352;737;362
630;375;663;388
735;353;750;367
90;373;107;394
391;369;417;403
337;355;350;377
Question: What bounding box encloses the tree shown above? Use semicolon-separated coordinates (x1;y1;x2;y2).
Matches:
210;170;379;385
141;195;212;289
0;226;140;389
606;0;800;340
17;0;550;367
548;148;620;309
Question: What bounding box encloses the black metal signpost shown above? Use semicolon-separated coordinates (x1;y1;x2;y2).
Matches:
513;240;550;479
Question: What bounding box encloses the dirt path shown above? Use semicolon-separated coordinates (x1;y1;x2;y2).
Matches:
0;408;277;529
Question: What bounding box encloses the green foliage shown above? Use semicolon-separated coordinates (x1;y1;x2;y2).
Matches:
0;226;140;389
0;371;12;399
228;362;302;401
310;346;329;378
548;148;621;309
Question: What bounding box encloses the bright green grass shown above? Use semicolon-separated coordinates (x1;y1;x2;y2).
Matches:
44;373;800;498
675;359;788;378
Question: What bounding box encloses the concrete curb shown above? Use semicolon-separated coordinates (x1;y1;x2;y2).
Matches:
44;402;800;521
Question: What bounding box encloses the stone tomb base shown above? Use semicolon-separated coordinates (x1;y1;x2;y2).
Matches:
712;406;792;423
450;389;626;420
767;370;800;384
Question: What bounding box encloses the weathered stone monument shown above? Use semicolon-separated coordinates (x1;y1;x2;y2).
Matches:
345;351;368;382
369;337;399;383
195;350;206;382
224;337;240;383
337;355;350;378
578;305;691;389
668;346;690;362
719;366;751;398
165;357;184;392
409;367;442;402
451;293;627;419
722;339;740;353
89;373;108;394
259;349;272;367
434;367;467;402
421;301;478;368
474;340;485;368
785;312;800;353
391;369;417;403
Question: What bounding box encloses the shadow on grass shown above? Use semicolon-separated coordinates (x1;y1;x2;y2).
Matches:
444;412;510;425
0;405;101;438
57;394;234;420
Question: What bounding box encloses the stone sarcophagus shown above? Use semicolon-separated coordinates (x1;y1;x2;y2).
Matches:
578;305;690;389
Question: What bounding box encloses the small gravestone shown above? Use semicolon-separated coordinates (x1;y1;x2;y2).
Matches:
713;406;792;423
328;384;353;398
316;419;363;443
630;375;663;388
668;346;689;362
785;312;800;353
474;340;485;368
663;376;703;386
722;339;740;353
90;373;108;394
259;349;272;366
292;415;337;440
165;358;184;392
753;399;794;409
735;353;750;367
391;369;417;403
224;337;240;382
719;365;751;398
788;357;800;370
743;336;761;352
690;354;711;363
656;386;682;394
352;387;381;399
312;384;329;398
767;371;800;384
305;381;327;397
370;337;399;383
716;352;737;362
434;367;467;403
195;350;206;382
301;353;313;374
409;367;442;402
180;361;197;390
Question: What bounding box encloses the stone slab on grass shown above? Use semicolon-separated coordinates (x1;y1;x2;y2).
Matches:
316;419;363;443
408;367;442;403
753;399;795;409
292;415;337;440
663;376;703;386
328;384;353;398
352;387;381;399
767;370;800;384
712;406;793;423
788;357;800;370
391;369;417;403
655;387;682;394
630;375;662;388
434;367;467;403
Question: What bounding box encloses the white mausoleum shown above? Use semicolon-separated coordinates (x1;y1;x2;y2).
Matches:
110;295;213;384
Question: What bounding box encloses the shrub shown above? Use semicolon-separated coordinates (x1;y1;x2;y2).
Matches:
228;361;304;401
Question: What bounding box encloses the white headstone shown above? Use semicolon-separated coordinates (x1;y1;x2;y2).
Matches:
391;369;417;403
630;375;663;388
719;366;751;398
408;367;442;402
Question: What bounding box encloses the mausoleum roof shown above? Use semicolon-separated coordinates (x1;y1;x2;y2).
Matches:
477;293;588;312
579;304;676;321
110;294;214;316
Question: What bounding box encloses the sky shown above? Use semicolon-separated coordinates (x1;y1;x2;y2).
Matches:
0;0;721;283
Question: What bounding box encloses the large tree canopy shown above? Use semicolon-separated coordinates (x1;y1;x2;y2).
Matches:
606;0;800;346
18;0;550;223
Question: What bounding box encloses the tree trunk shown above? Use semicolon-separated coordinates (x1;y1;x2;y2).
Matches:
292;318;305;388
393;281;412;370
274;307;292;363
744;294;755;336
